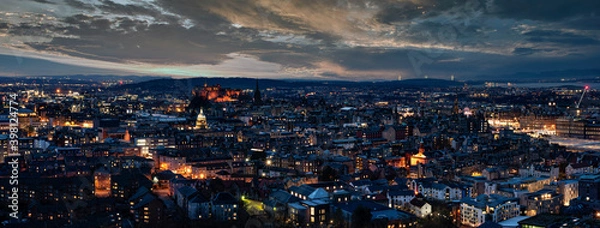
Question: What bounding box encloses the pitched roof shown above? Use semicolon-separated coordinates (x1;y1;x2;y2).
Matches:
132;193;157;209
569;163;592;169
128;186;150;202
190;194;209;204
289;185;316;196
478;221;502;228
409;198;427;208
388;190;415;197
176;186;198;199
308;188;329;200
212;192;237;205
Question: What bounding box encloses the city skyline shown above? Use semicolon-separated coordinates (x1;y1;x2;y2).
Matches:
1;0;600;80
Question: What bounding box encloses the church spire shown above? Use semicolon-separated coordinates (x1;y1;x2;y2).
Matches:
253;79;262;105
453;96;459;115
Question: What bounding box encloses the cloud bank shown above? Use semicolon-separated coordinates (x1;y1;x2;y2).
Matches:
1;0;599;80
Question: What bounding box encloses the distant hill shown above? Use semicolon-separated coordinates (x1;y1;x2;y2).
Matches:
109;77;465;93
0;75;167;84
470;69;600;83
372;78;465;88
110;77;326;92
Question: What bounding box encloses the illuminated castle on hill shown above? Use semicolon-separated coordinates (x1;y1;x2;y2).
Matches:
193;84;241;103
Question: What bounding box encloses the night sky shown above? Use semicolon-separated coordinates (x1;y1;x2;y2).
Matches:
1;0;599;80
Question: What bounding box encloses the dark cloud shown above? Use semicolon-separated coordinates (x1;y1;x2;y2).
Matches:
326;48;413;71
375;1;423;24
28;12;311;66
493;0;600;22
255;51;319;68
7;22;59;38
513;48;535;56
2;0;600;80
30;0;54;4
524;30;599;46
562;16;600;30
97;0;179;24
63;0;95;11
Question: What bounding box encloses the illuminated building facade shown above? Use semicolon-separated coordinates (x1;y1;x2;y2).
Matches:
556;118;600;140
460;194;519;227
410;141;427;166
192;84;242;103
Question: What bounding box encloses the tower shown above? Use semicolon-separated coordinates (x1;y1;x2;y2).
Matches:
453;96;459;115
123;129;131;143
410;138;427;166
253;79;262;105
194;109;208;129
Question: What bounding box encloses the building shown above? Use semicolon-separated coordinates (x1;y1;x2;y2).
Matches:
332;200;417;228
460;194;520;227
558;180;578;206
264;190;300;219
253;79;262;104
288;202;307;227
210;192;238;221
483;167;509;181
387;190;415;210
382;124;413;142
194;109;208;130
556;118;600;140
518;214;578;228
408;198;431;218
188;194;210;220
301;199;330;226
566;163;597;177
174;186;198;218
94;167;111;198
415;181;464;201
191;84;242;103
130;191;168;227
521;190;562;216
410;141;427;166
579;173;600;202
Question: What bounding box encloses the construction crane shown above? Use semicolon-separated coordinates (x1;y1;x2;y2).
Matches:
576;85;590;109
575;85;590;116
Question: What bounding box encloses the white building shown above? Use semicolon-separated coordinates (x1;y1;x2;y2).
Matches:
558;180;579;206
566;163;597;177
409;198;432;218
387;190;415;209
415;181;463;201
460;194;519;227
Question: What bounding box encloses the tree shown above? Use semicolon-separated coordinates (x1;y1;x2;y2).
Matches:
384;167;398;181
417;201;456;228
320;165;338;181
209;178;225;193
351;206;372;228
333;208;346;228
